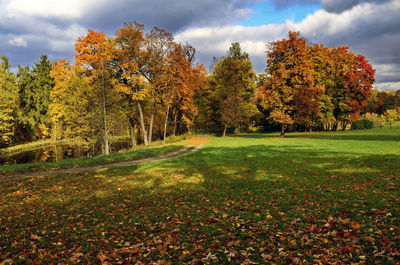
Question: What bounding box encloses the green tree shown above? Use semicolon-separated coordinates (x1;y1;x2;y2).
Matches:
0;56;19;147
385;109;399;128
228;42;249;61
211;43;256;136
18;55;54;139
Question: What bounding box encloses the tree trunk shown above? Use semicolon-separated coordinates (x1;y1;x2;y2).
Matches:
53;121;57;141
163;105;170;142
149;112;154;143
137;101;148;146
173;113;178;136
280;124;286;137
129;122;136;147
100;60;110;156
223;124;227;137
102;88;109;155
148;102;156;143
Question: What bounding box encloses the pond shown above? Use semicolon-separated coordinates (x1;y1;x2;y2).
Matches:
0;141;133;165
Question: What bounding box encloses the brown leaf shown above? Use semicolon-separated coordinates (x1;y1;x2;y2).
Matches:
97;252;109;265
30;234;42;241
351;222;360;230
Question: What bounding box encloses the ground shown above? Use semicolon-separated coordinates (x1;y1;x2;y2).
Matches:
0;128;399;264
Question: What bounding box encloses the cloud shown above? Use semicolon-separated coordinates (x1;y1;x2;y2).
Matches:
0;0;399;91
0;0;258;67
269;0;319;8
175;24;286;72
1;0;257;34
176;0;400;90
8;36;27;47
320;0;393;13
269;0;394;13
375;82;400;91
5;0;96;19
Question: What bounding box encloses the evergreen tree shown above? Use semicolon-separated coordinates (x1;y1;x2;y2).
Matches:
211;43;257;136
18;55;54;139
0;56;19;147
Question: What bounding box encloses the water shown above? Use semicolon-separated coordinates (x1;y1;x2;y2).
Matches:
0;141;132;165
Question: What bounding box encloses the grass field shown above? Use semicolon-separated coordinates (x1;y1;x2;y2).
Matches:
1;128;399;264
0;136;190;175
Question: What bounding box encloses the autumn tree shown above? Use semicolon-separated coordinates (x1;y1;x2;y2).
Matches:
0;56;19;147
163;44;203;139
211;43;257;136
191;63;208;133
141;27;174;143
114;22;149;145
385;109;399;128
258;32;323;136
368;90;400;115
310;44;335;130
327;47;375;129
344;54;375;119
115;23;204;144
74;30;117;155
116;25;176;144
166;42;207;136
258;32;374;134
50;59;94;141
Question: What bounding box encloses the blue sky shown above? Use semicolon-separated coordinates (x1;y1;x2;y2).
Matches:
241;1;322;26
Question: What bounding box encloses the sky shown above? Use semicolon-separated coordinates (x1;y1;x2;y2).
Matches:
0;0;399;91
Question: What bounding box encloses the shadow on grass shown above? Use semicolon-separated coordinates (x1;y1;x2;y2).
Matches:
234;129;400;142
285;133;400;142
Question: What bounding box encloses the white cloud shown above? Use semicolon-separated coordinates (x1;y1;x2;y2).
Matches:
375;82;400;91
175;24;286;71
8;36;27;47
5;0;99;19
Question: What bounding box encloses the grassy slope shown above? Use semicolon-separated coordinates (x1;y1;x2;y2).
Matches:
0;128;399;264
0;136;132;155
0;140;187;175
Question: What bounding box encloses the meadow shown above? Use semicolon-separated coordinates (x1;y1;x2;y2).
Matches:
0;127;399;264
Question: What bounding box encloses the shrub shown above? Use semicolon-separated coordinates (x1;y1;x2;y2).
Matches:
165;134;190;143
351;119;374;130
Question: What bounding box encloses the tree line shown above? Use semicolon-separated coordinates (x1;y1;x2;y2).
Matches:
1;27;399;151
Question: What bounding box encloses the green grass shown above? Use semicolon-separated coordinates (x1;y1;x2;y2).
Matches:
1;128;399;264
0;135;140;156
0;138;188;175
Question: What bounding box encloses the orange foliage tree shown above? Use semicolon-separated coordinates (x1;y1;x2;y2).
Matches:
114;22;149;145
74;30;117;154
258;32;323;136
258;32;375;134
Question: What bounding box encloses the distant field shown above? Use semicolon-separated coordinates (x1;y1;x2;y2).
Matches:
1;128;399;264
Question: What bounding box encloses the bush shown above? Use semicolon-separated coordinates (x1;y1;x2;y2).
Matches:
351;119;374;130
164;134;191;143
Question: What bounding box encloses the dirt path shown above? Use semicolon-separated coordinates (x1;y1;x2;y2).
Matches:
0;137;208;183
